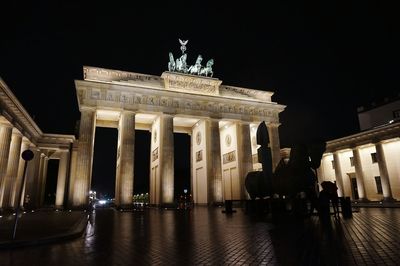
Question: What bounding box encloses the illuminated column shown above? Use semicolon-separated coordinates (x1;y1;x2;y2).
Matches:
36;154;46;207
55;151;69;208
333;151;345;197
115;111;135;208
40;156;49;206
160;114;174;205
1;129;22;209
12;138;30;208
267;123;281;171
73;108;96;207
206;119;223;203
0;123;12;209
24;147;41;209
67;142;78;207
375;142;394;200
237;122;253;199
352;148;368;200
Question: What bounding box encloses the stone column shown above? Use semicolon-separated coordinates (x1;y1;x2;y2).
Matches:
24;147;41;209
40;156;49;206
0;123;13;209
160;114;174;205
67;142;78;207
206;119;223;204
352;148;368;201
375;142;394;200
55;151;69;208
73;108;96;207
115;112;135;208
237;122;253;199
333;151;345;197
267;123;281;171
13;138;30;208
0;129;22;209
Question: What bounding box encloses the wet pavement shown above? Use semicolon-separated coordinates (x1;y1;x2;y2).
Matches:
0;207;400;265
0;210;86;244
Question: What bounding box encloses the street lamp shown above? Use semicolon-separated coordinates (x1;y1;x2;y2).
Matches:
12;149;34;240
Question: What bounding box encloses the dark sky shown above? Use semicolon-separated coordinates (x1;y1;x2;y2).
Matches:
1;1;398;196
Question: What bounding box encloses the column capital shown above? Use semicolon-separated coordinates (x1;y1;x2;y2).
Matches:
161;112;175;118
11;128;23;137
0;121;13;129
80;106;96;112
266;122;281;128
121;110;135;115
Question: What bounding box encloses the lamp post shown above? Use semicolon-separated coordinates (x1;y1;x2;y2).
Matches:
12;149;34;240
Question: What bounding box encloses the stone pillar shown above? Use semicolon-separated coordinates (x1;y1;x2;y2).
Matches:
160;114;174;205
267;123;281;171
115;112;135;208
0;123;13;210
375;142;394;200
73;108;96;207
206;119;223;204
24;147;41;209
55;151;69;208
67;142;78;207
333;151;345;197
40;156;49;206
0;129;22;209
12;138;30;208
237;122;253;199
352;148;368;201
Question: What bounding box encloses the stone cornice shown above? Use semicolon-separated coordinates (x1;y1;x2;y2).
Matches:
0;78;43;141
75;80;285;123
220;85;274;102
326;122;400;152
37;133;75;150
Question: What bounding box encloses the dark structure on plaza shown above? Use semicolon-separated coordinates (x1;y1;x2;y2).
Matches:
245;121;326;214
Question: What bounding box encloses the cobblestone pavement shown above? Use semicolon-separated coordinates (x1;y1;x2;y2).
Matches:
0;207;399;265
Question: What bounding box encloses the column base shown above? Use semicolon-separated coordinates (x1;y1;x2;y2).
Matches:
382;197;396;202
354;198;370;203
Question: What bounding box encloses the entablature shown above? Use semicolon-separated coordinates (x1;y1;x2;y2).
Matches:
75;79;285;124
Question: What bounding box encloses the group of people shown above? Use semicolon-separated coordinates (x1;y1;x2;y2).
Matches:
317;181;339;220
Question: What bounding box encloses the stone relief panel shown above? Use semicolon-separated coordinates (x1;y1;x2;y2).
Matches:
196;150;203;162
152;147;158;162
162;72;222;96
223;151;236;164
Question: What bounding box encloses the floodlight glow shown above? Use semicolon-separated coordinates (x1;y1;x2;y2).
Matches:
99;200;107;205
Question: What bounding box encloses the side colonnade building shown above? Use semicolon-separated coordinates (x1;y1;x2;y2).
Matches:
318;122;400;201
0;66;285;210
0;78;75;211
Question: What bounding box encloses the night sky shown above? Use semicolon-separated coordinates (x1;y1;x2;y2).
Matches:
1;1;398;197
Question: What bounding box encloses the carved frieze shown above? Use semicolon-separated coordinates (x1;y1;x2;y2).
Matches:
78;84;282;123
162;72;222;96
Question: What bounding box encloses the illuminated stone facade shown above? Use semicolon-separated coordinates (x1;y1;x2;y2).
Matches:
318;123;400;201
72;66;285;207
0;78;75;211
0;66;285;210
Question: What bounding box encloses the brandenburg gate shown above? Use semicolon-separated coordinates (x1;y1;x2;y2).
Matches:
0;41;285;210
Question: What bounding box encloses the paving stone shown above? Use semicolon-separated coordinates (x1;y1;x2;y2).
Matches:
0;207;400;265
